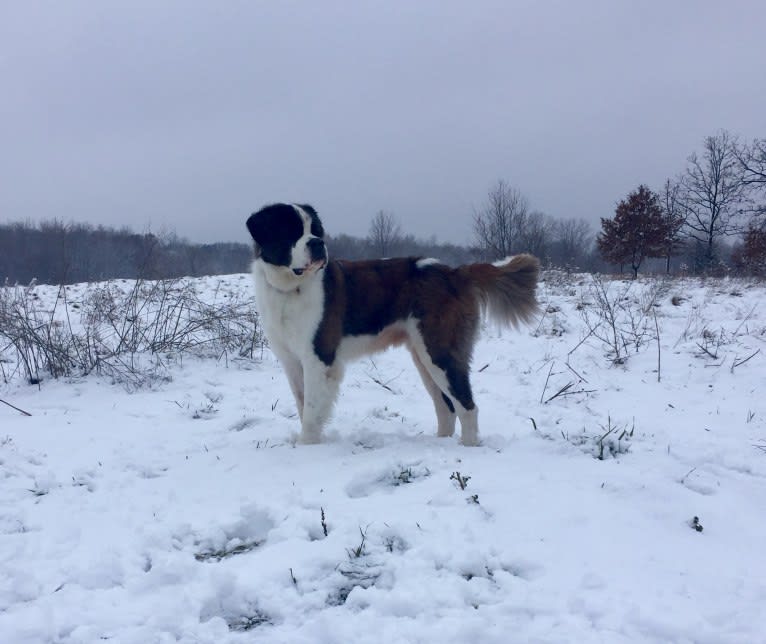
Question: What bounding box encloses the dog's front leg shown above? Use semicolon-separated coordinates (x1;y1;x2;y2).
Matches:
298;360;343;444
270;343;305;420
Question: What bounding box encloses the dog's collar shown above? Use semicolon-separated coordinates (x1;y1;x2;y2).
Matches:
265;277;302;295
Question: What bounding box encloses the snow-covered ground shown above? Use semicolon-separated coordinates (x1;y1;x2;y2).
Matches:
2;272;765;643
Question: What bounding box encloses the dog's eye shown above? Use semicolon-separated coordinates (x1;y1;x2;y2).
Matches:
293;268;305;276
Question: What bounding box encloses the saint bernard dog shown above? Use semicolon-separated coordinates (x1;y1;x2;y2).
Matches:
246;203;539;446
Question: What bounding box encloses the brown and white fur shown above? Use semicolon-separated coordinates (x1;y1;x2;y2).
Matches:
246;203;539;446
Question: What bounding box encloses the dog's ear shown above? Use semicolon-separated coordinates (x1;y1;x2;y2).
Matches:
298;203;325;238
246;209;275;248
297;203;317;217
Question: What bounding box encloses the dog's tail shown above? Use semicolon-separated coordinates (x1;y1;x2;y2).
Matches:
460;254;540;328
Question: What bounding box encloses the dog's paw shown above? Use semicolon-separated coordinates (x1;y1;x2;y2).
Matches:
296;431;323;445
460;434;481;447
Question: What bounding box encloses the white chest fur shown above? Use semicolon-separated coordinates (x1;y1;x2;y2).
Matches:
251;261;325;357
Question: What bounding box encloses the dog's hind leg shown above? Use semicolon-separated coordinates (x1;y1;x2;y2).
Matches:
408;328;480;446
408;345;456;437
434;362;478;447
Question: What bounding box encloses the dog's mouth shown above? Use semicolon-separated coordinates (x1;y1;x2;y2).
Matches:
292;259;327;276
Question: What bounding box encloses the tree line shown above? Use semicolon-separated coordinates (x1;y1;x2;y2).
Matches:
595;131;766;277
2;207;602;286
470;180;601;272
338;207;604;270
0;221;252;285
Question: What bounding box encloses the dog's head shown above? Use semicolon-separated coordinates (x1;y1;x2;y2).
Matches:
246;203;328;291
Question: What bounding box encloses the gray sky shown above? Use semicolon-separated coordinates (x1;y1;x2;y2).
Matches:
2;1;764;245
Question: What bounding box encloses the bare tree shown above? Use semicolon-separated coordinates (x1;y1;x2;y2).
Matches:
517;210;554;259
368;210;402;257
473;180;531;259
735;137;766;216
681;131;747;270
736;137;766;188
660;178;686;273
551;218;592;269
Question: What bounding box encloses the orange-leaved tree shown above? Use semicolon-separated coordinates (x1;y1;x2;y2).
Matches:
597;185;671;278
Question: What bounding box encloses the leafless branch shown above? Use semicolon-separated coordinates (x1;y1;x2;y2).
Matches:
731;349;760;371
0;398;32;416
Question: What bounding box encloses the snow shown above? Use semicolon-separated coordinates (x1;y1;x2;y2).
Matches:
2;272;766;643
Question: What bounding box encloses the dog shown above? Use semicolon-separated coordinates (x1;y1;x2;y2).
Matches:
246;203;539;445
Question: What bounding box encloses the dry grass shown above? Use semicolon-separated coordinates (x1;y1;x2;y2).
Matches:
0;278;263;389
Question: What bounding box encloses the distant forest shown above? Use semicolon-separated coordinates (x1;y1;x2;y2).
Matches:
0;216;741;286
0;221;252;285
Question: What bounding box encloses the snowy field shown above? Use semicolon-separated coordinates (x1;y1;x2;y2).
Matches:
1;271;766;643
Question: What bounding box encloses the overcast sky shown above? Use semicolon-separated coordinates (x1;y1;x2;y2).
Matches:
2;1;764;245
